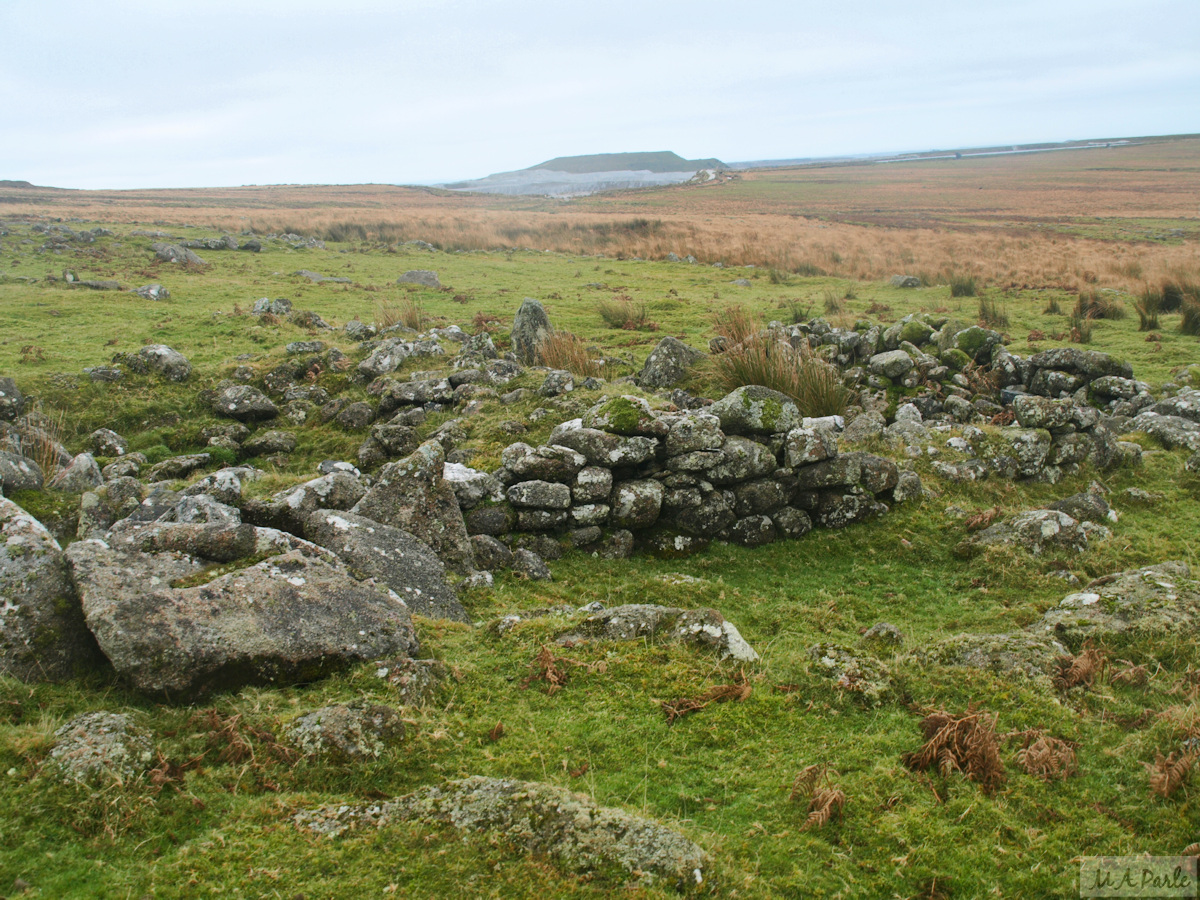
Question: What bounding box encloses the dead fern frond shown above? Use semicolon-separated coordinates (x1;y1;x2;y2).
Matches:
1109;660;1149;687
788;764;825;802
1053;647;1106;691
903;708;1005;792
521;646;571;695
660;672;752;724
803;787;846;831
1013;732;1078;781
1148;750;1196;799
964;506;1003;533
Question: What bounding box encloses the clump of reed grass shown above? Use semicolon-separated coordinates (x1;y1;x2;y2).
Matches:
376;296;427;331
1181;297;1200;337
536;332;596;377
823;290;844;315
1043;296;1063;315
713;306;761;347
949;275;977;297
595;295;655;331
1074;290;1125;321
978;296;1009;329
1135;288;1161;331
1069;312;1094;344
708;335;850;417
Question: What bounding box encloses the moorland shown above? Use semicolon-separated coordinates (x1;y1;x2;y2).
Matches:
0;135;1198;899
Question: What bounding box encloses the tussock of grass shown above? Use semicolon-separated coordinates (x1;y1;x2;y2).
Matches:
977;296;1009;329
536;332;595;377
1074;290;1126;321
594;295;655;331
1181;298;1200;336
1135;288;1161;331
708;334;850;417
376;296;426;331
949;275;977;297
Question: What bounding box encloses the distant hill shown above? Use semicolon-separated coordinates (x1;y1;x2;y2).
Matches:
443;151;726;197
529;151;726;175
0;181;35;189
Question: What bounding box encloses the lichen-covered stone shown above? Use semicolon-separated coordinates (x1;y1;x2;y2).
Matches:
351;441;476;574
559;603;757;661
707;436;777;485
582;395;668;437
1036;561;1200;643
637;336;705;389
211;384;278;422
955;509;1092;557
507;480;572;510
709;385;800;435
610;480;664;529
501;442;587;482
808;643;894;705
868;349;914;380
510;298;553;364
295;775;710;891
48;712;154;784
0;497;101;682
547;423;658;467
284;703;404;760
970;427;1051;478
913;632;1068;680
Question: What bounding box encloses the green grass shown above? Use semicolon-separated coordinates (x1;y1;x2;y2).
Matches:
1;221;1200;898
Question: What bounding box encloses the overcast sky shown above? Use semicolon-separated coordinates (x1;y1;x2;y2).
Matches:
1;0;1196;189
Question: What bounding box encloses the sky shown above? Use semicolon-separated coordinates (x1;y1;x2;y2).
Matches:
1;0;1197;189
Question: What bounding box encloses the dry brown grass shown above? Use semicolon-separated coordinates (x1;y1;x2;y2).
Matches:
904;708;1006;792
4;140;1196;294
536;332;595;377
375;296;427;331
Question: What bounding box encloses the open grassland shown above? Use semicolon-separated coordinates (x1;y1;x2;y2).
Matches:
3;134;1197;296
0;149;1199;898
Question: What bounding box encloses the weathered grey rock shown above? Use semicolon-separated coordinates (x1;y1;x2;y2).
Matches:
285;703;404;760
286;340;326;355
242;430;297;456
582;395;668;437
892;470;924;504
664;412;724;456
65;541;419;697
841;410;885;444
1029;348;1132;380
0;377;25;421
726;514;776;547
668;492;737;537
356;339;413;381
539;369;575;397
173;494;241;525
637;336;705;389
377;377;455;411
512;548;552;581
732;479;789;516
570;503;611;527
1036;561;1200;642
398;270;440;288
464;503;516;536
334;401;375;431
890;274;920;288
50;452;104;493
0;450;43;493
915;632;1068;680
443;463;502;509
351;440;476;574
502;443;587;483
145;453;210;483
90;428;128;457
572;466;613;504
48;712;154;784
1128;412;1200;452
0;498;100;681
1153;389;1200;424
812;486;880;528
132;283;169;301
1013;396;1076;430
152;242;205;265
771;506;813;539
783;427;837;467
868;349;914;380
794;455;862;490
470;534;514;571
956;509;1093;557
305;509;468;622
1049;491;1116;524
211;385;279;422
507;480;572;510
295;776;710;891
707;436;777;485
808;643;893;705
611;479;664;529
510;298;553;364
138;344;191;382
970;427;1051;478
559;603;757;662
547;423;658;467
709;386;800;435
